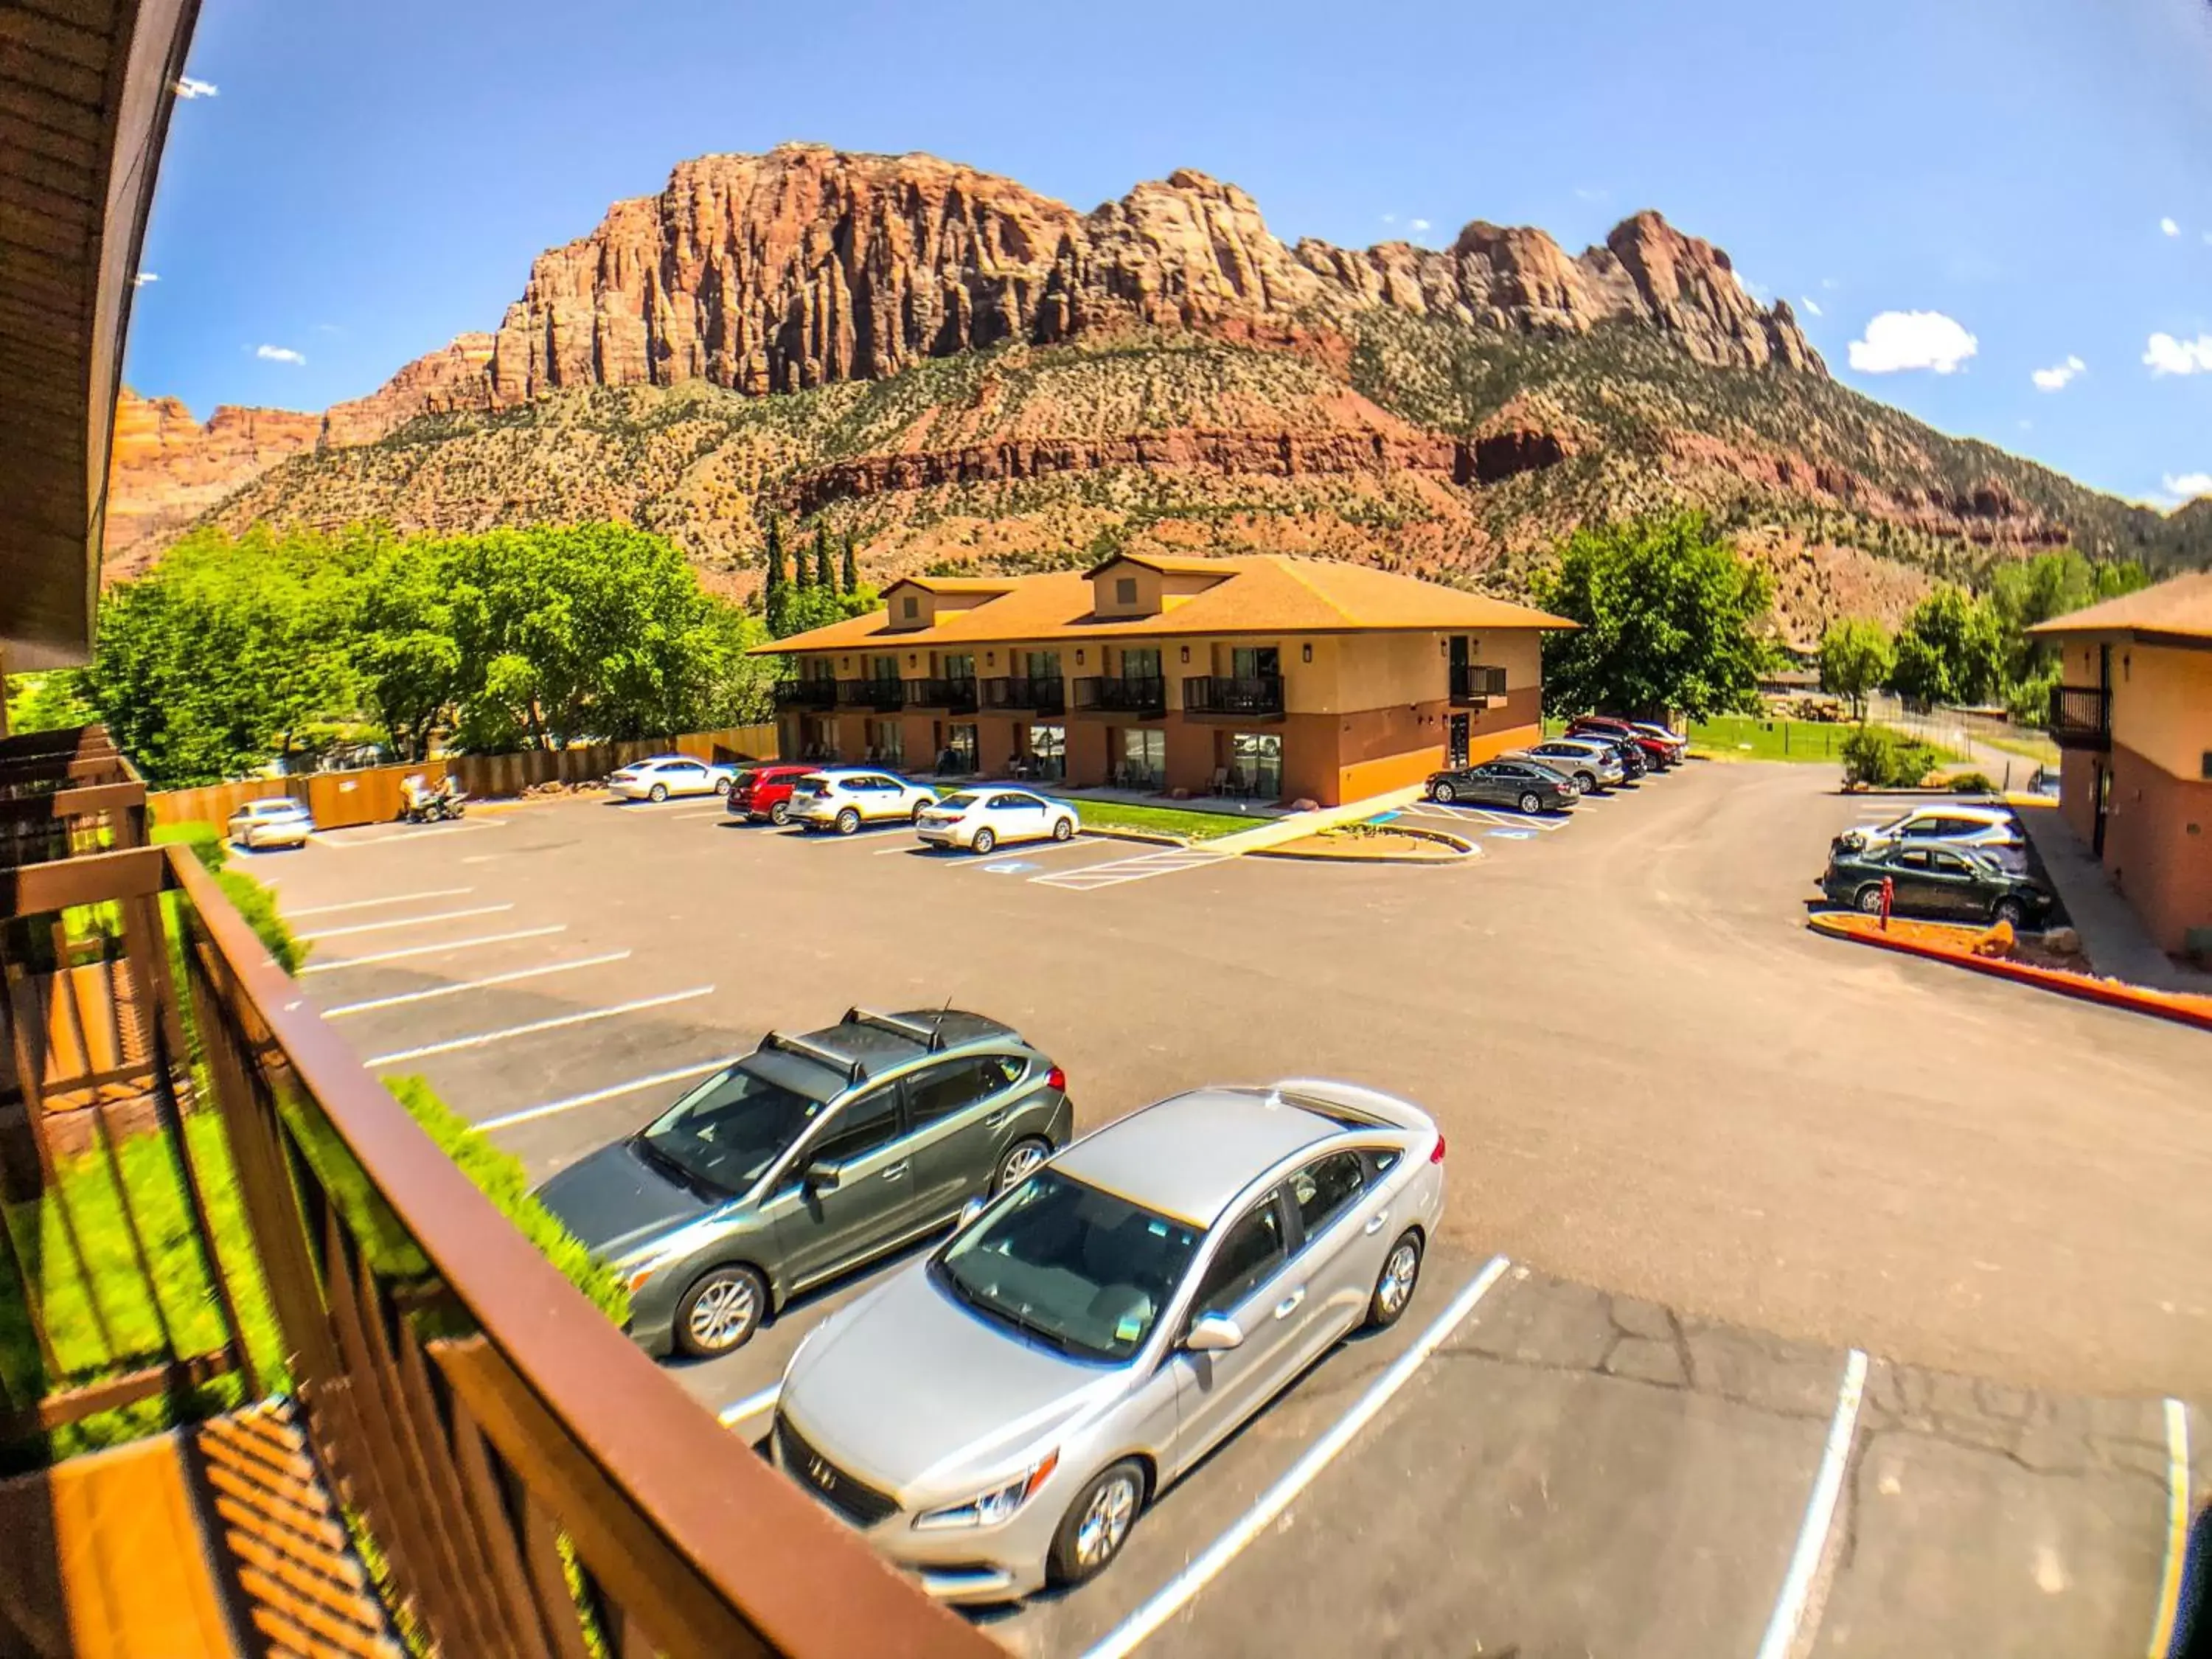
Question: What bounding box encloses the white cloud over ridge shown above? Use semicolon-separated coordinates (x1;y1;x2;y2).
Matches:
1800;296;1823;317
2031;355;2085;392
256;344;306;365
1847;310;1978;375
2144;333;2212;375
2164;472;2212;501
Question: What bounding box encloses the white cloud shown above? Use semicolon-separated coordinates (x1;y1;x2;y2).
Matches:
1799;296;1823;317
2161;217;2181;237
2164;471;2212;500
2030;354;2086;392
1820;276;1840;291
255;344;306;365
1741;274;1770;302
1573;185;1609;203
2144;332;2212;375
1408;218;1430;233
131;272;159;287
175;76;218;99
1846;310;1978;375
1379;212;1396;226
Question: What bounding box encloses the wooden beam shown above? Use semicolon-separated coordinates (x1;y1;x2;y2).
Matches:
0;70;104;143
0;7;114;74
0;107;102;172
0;47;107;112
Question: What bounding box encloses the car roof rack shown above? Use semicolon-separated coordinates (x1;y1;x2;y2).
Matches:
842;1007;947;1051
759;1030;865;1083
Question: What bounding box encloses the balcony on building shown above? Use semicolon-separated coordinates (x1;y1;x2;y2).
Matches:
980;675;1067;717
1450;664;1509;706
1180;674;1286;720
774;678;838;712
1070;675;1168;718
834;677;906;712
901;675;978;714
2047;685;2111;751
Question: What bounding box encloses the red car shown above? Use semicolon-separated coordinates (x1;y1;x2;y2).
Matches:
726;763;820;826
1567;715;1681;770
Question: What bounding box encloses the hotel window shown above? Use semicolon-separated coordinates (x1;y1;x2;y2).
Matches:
902;595;919;619
1119;728;1166;789
1024;649;1061;683
1025;724;1065;782
1230;732;1282;799
1121;647;1163;683
872;721;904;763
1116;577;1138;605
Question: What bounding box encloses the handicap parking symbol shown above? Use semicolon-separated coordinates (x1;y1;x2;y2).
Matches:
1486;830;1533;841
982;860;1037;874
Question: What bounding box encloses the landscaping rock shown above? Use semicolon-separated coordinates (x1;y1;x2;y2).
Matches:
2042;926;2083;956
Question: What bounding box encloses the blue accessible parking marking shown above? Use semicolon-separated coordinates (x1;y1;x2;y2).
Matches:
981;860;1037;874
1486;830;1534;841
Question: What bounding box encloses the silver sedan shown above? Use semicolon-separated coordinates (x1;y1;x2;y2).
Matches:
771;1079;1447;1603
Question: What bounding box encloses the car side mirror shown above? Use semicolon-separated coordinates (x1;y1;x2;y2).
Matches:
958;1197;988;1231
803;1158;842;1191
1185;1312;1245;1353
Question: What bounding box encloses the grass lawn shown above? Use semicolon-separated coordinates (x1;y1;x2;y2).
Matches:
1071;799;1262;840
1977;730;2062;768
1687;716;1964;765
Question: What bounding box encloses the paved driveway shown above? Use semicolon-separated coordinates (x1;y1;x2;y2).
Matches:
243;762;2212;1654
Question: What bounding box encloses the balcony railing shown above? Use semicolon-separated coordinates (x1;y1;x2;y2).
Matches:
1450;664;1509;705
2047;685;2111;751
900;676;978;714
0;726;991;1658
980;675;1066;717
834;678;905;712
1070;675;1168;717
773;679;838;712
1181;674;1286;719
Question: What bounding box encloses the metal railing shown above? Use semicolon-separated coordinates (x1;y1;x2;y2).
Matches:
2048;686;2111;750
979;676;1066;717
833;678;905;712
1071;676;1167;717
0;726;992;1656
1450;664;1508;703
773;681;838;712
900;677;978;714
1180;675;1285;718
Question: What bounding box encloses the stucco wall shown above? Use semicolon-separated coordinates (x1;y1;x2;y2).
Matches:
2104;740;2212;954
2112;644;2212;785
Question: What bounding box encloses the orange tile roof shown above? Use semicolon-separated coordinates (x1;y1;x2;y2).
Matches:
2028;571;2212;642
753;555;1575;655
883;574;1018;594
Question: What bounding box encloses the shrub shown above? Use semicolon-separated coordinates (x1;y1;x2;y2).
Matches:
1945;771;1998;794
213;869;306;974
383;1075;629;1325
150;819;227;872
1840;726;1942;789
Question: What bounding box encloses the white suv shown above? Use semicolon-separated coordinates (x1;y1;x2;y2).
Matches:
788;770;939;834
1837;804;2021;855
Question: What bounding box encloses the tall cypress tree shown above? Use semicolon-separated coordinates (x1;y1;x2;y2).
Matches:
841;530;859;594
815;527;836;592
764;517;786;592
791;524;813;588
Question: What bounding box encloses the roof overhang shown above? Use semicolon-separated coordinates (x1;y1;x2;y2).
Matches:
1;0;203;670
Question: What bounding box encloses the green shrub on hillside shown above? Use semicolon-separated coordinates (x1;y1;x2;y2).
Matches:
1841;726;1942;789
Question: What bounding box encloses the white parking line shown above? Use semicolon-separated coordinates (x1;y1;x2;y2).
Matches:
286;887;476;918
950;835;1105;866
364;985;716;1067
321;952;633;1018
297;925;566;975
1079;1255;1512;1659
717;1385;782;1427
477;1054;745;1132
1753;1348;1869;1659
2147;1398;2191;1658
295;903;514;942
1033;847;1233;891
316;822;501;848
669;807;730;821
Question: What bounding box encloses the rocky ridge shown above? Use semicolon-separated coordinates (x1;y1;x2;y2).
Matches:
105;390;322;574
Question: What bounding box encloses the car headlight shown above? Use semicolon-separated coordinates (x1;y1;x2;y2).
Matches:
913;1452;1059;1531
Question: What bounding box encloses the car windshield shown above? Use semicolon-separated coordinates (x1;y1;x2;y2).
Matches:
637;1063;826;1196
938;793;983;810
933;1169;1204;1363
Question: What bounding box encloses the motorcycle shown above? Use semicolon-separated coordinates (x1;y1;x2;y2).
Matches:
399;779;468;825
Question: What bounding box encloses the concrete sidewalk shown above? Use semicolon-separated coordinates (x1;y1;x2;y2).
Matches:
2014;801;2212;994
1207;785;1426;855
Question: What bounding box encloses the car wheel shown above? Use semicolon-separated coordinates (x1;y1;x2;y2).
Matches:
1049;1459;1146;1587
1052;814;1075;841
994;1135;1050;1193
911;800;929;823
768;800;790;827
1366;1230;1423;1329
971;827;997;856
1430;781;1456;804
1855;884;1885;914
835;807;860;835
649;783;669;803
713;776;731;796
674;1265;767;1357
1993;897;2025;928
1517;791;1542;815
1575;772;1597;792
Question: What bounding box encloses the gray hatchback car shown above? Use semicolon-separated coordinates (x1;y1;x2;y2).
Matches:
533;1009;1072;1358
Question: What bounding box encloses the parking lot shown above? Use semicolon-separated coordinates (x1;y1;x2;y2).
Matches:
243;762;2212;1654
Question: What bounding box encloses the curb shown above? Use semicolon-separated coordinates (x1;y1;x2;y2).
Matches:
1806;914;2212;1034
1078;827;1193;848
1250;824;1479;864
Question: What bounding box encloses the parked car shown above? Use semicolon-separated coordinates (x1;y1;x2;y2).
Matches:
533;1009;1073;1358
1630;720;1691;762
771;1079;1446;1603
226;797;315;849
917;788;1080;854
1820;841;2056;928
1425;758;1578;814
1832;804;2023;857
1517;738;1627;793
789;769;940;834
1568;715;1677;770
1575;731;1649;780
607;754;737;802
726;762;821;827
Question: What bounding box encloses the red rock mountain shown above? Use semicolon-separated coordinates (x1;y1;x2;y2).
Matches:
105;391;321;573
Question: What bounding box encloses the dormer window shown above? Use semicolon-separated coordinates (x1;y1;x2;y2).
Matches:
902;595;919;620
1115;577;1137;605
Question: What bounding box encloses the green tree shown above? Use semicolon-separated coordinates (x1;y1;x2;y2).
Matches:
1532;513;1775;720
841;530;859;594
1986;549;2148;707
1817;618;1894;720
4;669;97;734
814;527;836;593
1885;587;2005;707
354;540;459;759
763;518;787;594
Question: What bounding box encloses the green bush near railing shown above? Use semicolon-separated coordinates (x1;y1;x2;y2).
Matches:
153;821;307;974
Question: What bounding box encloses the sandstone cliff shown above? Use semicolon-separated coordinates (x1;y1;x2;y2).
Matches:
105;390;322;574
326;145;1820;442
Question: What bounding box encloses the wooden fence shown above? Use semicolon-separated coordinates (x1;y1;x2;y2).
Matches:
146;725;779;832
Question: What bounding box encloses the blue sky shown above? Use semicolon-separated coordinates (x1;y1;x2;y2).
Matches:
134;0;2212;507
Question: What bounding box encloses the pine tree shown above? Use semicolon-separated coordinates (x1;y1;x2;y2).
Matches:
791;524;813;588
841;530;858;594
764;518;786;592
814;527;835;592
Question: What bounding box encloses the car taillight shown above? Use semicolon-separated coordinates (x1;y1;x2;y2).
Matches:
1047;1065;1066;1093
1430;1133;1447;1164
